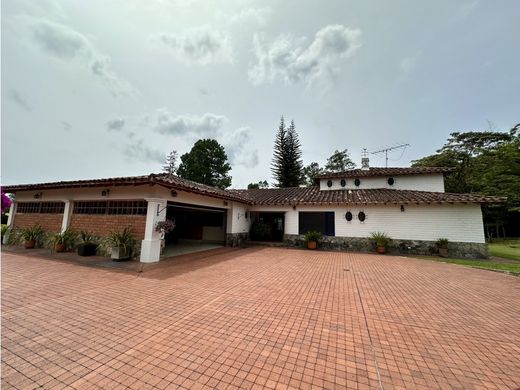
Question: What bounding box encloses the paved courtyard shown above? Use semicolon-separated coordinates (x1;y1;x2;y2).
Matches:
2;248;520;389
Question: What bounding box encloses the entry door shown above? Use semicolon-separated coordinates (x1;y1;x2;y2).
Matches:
324;212;335;236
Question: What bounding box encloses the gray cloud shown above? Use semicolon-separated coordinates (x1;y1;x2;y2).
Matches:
9;89;32;111
123;139;164;164
157;27;233;65
151;110;227;138
106;117;126;131
222;127;259;168
249;24;362;86
217;7;272;27
62;121;72;132
400;57;417;74
31;19;135;97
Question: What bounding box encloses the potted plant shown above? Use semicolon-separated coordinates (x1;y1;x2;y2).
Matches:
20;225;44;249
436;238;449;258
105;227;135;261
370;231;391;254
304;230;322;250
77;231;98;256
50;229;77;252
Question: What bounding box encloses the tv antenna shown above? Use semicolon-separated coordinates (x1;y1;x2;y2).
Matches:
370;143;410;167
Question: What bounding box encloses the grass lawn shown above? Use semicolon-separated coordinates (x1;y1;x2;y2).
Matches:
488;238;520;261
415;255;520;276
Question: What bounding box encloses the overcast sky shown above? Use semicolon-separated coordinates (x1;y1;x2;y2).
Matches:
2;0;519;188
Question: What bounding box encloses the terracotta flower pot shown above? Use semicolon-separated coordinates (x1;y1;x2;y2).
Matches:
25;240;35;249
55;243;66;252
376;246;386;254
439;247;449;258
307;241;317;250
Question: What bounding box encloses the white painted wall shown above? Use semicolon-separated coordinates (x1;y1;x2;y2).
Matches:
229;202;251;234
278;204;485;243
319;174;445;192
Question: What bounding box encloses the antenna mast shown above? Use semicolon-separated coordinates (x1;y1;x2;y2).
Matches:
370;144;410;167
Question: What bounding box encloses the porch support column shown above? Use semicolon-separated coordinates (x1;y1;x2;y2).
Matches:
61;201;72;232
140;198;167;263
2;202;16;244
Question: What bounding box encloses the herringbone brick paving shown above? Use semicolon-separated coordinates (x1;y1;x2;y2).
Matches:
1;248;519;389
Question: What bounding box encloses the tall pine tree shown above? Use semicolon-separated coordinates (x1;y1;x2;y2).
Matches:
271;117;305;187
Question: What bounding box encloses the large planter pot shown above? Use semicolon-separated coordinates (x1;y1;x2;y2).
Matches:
111;246;131;261
438;247;449;258
77;243;97;257
25;240;35;249
376;246;386;254
307;241;317;250
54;243;66;253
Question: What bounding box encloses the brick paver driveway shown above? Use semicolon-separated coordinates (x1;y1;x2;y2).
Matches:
2;248;520;389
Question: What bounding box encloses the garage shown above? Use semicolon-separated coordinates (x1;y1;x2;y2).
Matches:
163;201;227;257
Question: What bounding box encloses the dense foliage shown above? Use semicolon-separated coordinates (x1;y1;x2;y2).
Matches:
271;117;305;187
177;139;232;189
303;149;356;186
247;180;269;189
412;124;520;237
324;149;356;173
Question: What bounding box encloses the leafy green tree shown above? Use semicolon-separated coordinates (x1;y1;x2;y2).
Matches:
303;162;324;186
247;180;269;189
177;139;232;189
412;124;520;237
324;149;356;173
162;150;178;175
271;117;305;187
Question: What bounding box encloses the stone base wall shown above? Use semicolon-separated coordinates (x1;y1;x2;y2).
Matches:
283;234;489;259
226;233;248;247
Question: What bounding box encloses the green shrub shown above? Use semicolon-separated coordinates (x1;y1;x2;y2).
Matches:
304;230;322;243
436;238;449;248
370;231;391;247
1;224;7;241
103;227;136;253
48;229;78;251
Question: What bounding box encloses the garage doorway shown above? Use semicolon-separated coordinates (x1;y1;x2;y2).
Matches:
163;202;226;257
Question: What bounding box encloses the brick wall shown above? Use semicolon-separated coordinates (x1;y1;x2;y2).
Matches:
69;214;146;240
13;214;63;233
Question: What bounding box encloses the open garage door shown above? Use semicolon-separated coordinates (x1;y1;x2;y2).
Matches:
163;202;226;257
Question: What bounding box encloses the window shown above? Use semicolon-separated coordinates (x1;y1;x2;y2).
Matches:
358;211;366;222
345;211;353;221
327;180;333;187
74;200;147;215
298;212;335;236
340;179;346;187
74;201;107;215
107;200;147;215
17;202;64;214
388;177;395;186
354;178;361;187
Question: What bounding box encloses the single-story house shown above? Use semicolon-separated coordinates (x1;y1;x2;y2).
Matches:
3;160;503;261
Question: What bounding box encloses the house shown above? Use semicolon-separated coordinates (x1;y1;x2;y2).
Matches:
3;160;502;261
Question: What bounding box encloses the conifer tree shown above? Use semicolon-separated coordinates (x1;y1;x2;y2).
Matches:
162;150;178;175
271;117;305;187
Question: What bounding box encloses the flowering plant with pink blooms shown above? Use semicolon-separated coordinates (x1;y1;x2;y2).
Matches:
1;190;12;214
155;219;176;235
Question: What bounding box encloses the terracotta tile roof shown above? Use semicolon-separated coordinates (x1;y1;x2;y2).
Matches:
232;187;504;206
3;174;250;203
4;173;503;206
315;167;455;179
